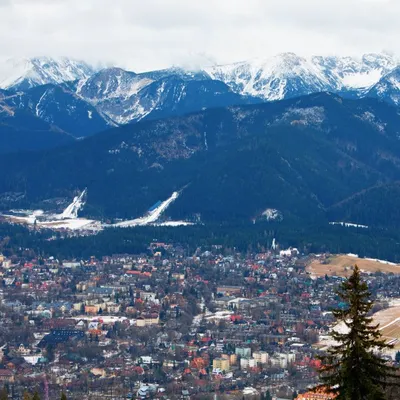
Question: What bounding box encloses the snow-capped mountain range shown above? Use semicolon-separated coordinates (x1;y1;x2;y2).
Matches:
206;53;397;100
71;67;257;124
1;52;400;147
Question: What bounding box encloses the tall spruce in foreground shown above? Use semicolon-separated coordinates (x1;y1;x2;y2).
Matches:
317;265;399;399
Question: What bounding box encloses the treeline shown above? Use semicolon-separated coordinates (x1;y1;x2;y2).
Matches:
3;221;400;262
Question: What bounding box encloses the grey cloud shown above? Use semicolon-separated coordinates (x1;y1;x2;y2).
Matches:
0;0;398;71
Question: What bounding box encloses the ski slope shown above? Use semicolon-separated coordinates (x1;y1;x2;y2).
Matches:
115;191;179;227
1;189;191;232
57;189;87;219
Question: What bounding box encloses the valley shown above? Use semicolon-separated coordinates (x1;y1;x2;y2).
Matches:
2;2;400;398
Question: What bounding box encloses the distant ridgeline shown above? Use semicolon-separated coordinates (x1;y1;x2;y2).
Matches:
1;53;400;153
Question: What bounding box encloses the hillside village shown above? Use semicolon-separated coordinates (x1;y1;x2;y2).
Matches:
0;245;399;400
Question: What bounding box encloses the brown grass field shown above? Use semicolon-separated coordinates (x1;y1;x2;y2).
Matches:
307;254;400;277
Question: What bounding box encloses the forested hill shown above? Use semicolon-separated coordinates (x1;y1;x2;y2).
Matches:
1;93;400;228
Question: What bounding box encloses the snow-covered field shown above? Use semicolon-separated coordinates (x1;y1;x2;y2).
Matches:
262;208;282;221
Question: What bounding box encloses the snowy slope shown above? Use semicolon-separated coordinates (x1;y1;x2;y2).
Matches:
206;53;397;101
76;67;153;102
75;67;155;123
367;67;400;106
75;67;256;124
313;53;396;92
0;57;95;91
206;53;330;101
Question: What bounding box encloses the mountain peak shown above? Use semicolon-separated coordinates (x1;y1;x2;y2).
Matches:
0;56;95;91
367;65;400;106
361;53;396;68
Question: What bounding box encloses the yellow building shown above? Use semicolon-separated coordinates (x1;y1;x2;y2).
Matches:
213;358;230;372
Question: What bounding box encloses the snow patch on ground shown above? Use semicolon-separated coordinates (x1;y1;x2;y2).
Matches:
154;220;194;227
330;221;369;229
262;208;282;221
279;248;299;257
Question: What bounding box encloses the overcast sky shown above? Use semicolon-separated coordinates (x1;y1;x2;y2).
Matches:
0;0;397;72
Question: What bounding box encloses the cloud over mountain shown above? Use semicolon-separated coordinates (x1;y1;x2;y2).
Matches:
0;0;398;71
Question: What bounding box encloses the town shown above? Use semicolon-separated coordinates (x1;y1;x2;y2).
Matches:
0;243;399;400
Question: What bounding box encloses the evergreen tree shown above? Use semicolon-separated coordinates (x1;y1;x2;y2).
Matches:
317;265;399;399
265;390;272;400
60;392;67;400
